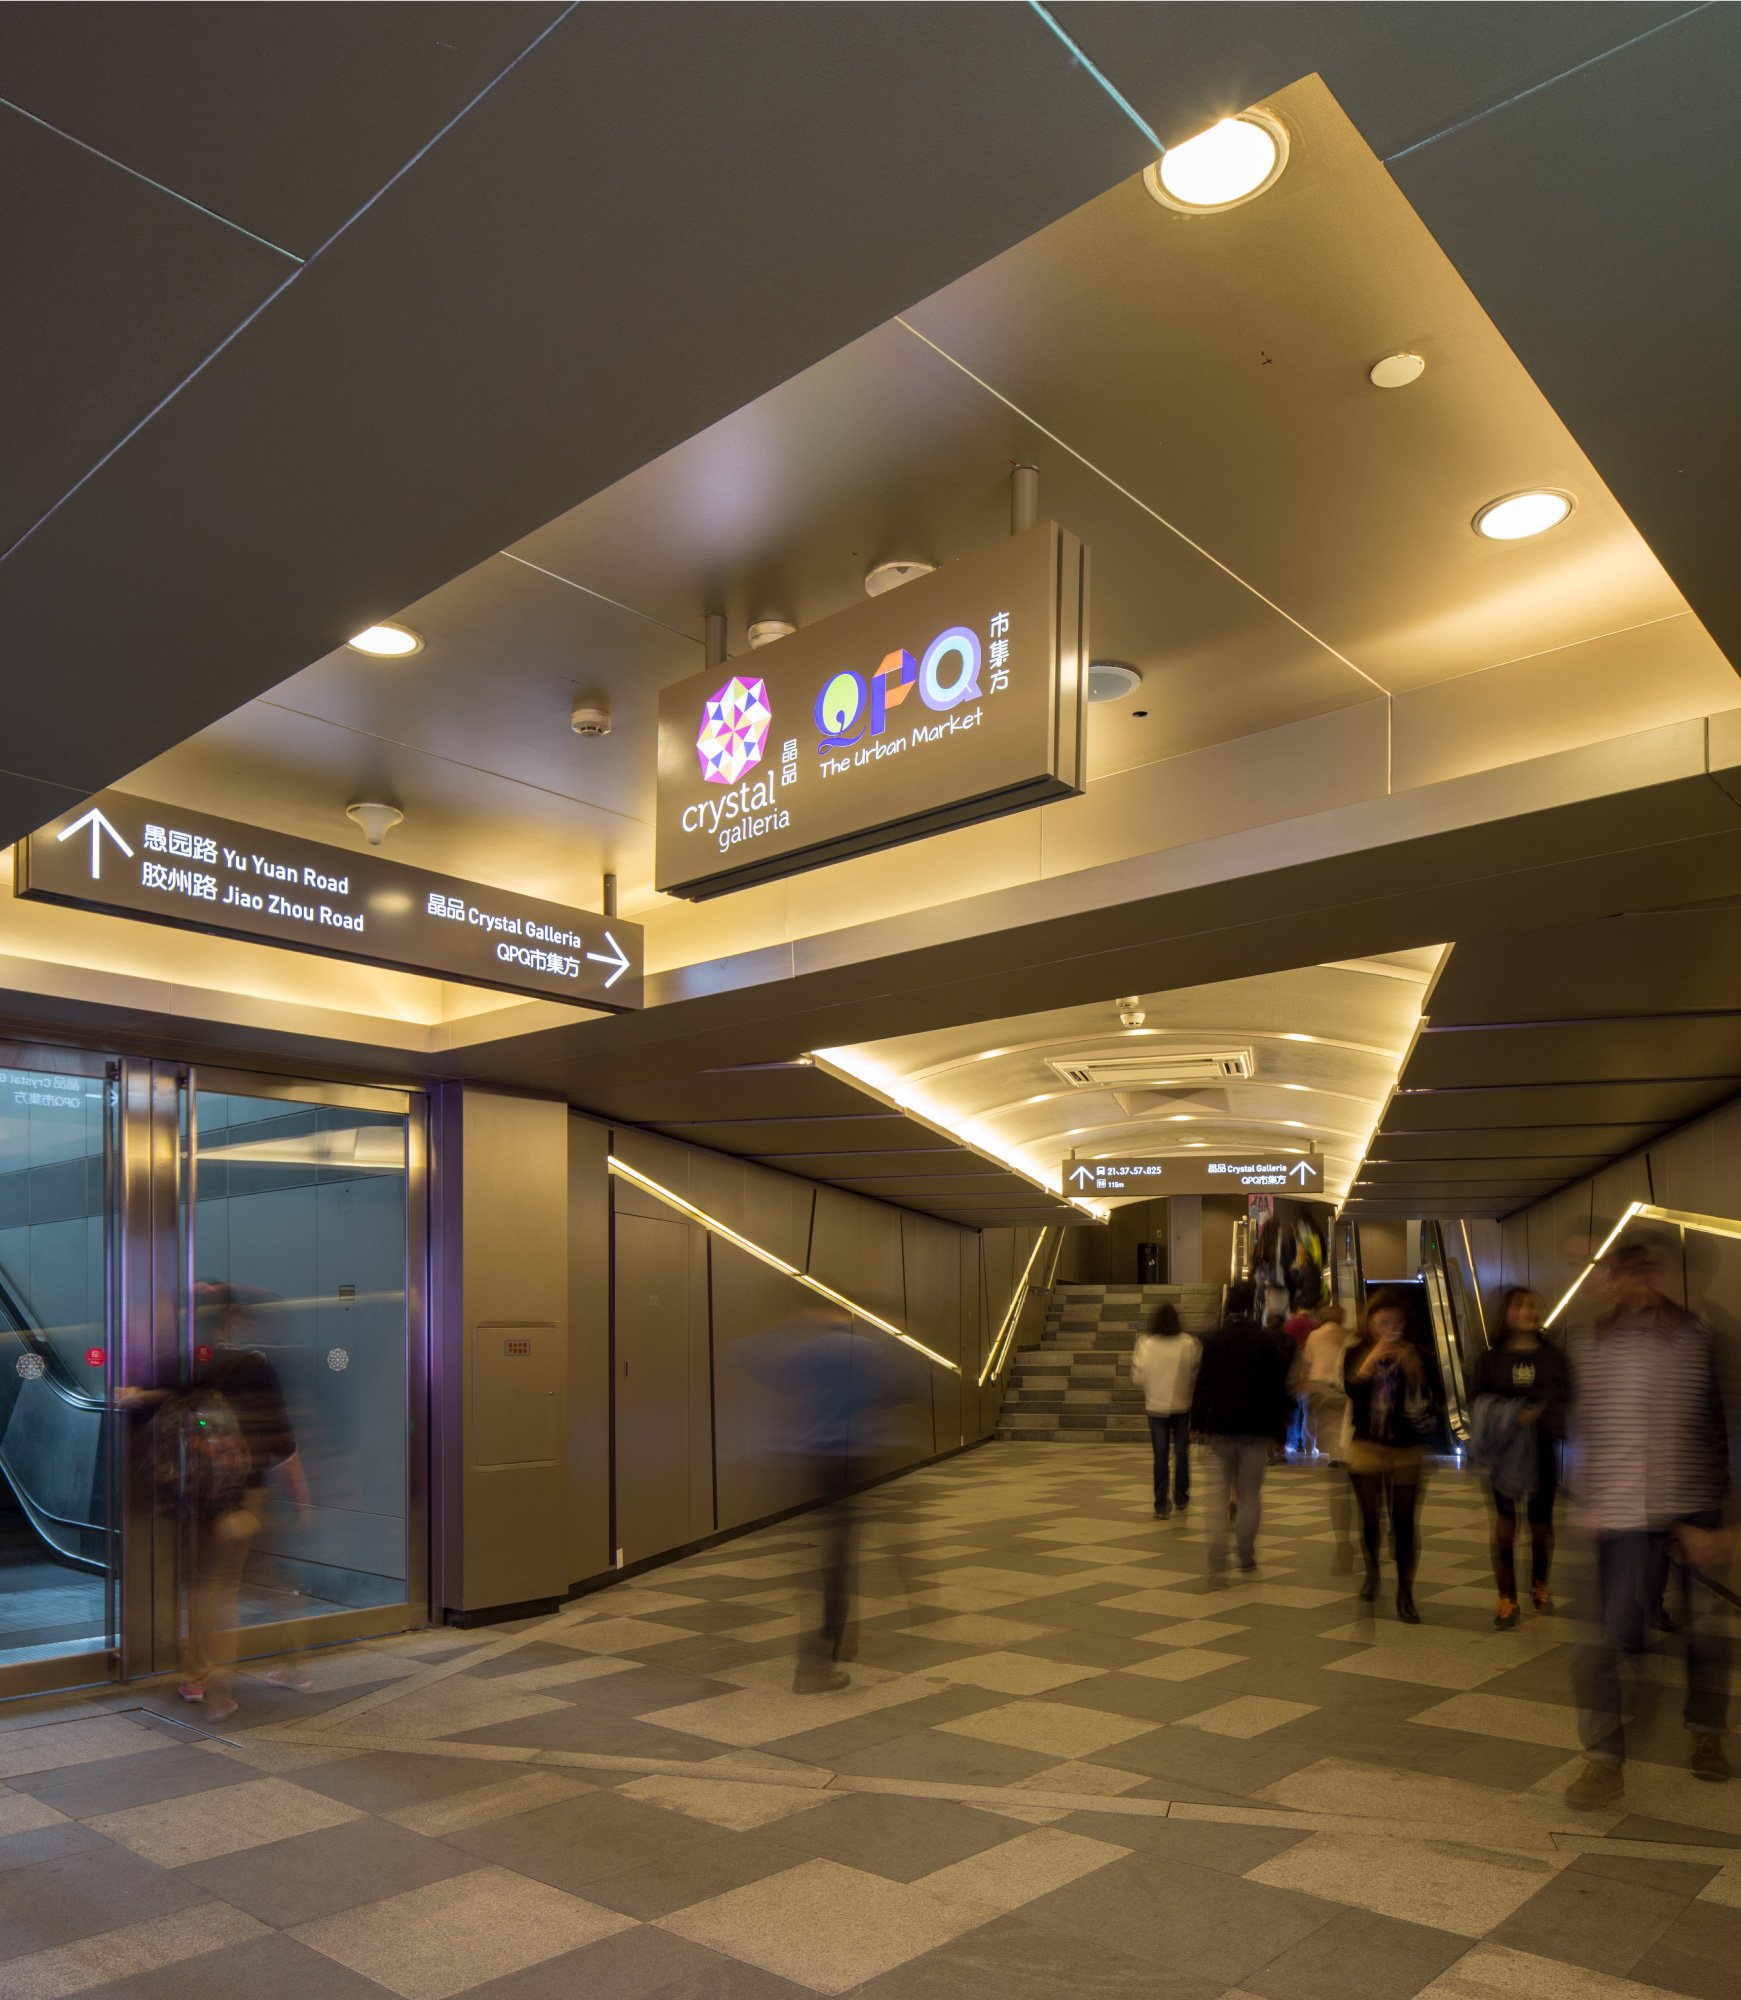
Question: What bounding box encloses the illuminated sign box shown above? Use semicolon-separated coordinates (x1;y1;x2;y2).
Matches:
1064;1154;1325;1198
655;521;1087;900
16;791;643;1011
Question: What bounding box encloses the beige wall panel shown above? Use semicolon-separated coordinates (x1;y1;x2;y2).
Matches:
567;1115;612;1584
1037;699;1388;881
1359;1218;1410;1280
849;1327;936;1486
710;1239;842;1532
903;1212;963;1447
809;1184;905;1329
1391;619;1741;794
1650;1119;1720;1218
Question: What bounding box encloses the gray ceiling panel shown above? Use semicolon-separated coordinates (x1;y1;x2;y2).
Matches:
1383;1081;1728;1133
1405;1019;1741;1091
1367;1127;1657;1163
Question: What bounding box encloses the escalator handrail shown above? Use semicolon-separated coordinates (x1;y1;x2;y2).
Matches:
1420;1230;1471;1443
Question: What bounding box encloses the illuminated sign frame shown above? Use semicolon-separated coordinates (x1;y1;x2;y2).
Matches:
655;521;1087;900
1063;1153;1325;1198
16;790;644;1011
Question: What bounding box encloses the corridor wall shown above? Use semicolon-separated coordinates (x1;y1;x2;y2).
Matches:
567;1115;1044;1598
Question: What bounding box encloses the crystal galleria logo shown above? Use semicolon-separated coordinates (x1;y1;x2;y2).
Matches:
815;627;984;749
695;674;773;785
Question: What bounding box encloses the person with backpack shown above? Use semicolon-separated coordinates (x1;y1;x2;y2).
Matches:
1129;1301;1201;1518
1190;1280;1295;1576
1468;1286;1569;1630
119;1283;310;1719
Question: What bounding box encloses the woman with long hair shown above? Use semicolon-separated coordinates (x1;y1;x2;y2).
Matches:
1470;1286;1568;1630
1344;1289;1439;1622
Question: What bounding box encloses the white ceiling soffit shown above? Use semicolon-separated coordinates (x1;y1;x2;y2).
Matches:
97;69;1737;1006
816;948;1444;1206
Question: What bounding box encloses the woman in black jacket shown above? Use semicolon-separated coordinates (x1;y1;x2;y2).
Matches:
1470;1286;1568;1629
1344;1289;1440;1623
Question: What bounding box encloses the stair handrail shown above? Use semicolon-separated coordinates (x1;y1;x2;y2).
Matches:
978;1228;1059;1389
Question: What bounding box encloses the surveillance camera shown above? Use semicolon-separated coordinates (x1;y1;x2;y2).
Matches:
1120;1008;1146;1030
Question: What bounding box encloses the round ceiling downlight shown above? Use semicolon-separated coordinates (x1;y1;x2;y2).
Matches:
1145;110;1288;213
1473;490;1575;541
346;622;423;657
1088;661;1142;704
1369;351;1426;390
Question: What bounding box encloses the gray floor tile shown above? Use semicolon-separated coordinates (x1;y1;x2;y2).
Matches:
827;1727;1061;1787
256;1751;511;1815
0;1820;109;1873
848;1909;1221;2000
0;1842;208;1959
445;1788;718;1895
75;1928;396;2000
770;1791;1016;1883
1610;1812;1741;1849
586;1826;816;1921
462;1641;605;1681
1057;1810;1310;1875
1628;1897;1741;1999
11;1744;255;1820
460;1924;813;1998
1241;1905;1470;2000
179;1814;480;1927
1018;1849;1339;1985
1565;1849;1723;1897
1489;1861;1693;1973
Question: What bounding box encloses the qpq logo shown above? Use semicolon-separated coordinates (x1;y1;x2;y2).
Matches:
815;626;984;750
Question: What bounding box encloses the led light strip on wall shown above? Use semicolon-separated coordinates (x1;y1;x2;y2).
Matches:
977;1229;1055;1387
1543;1200;1741;1328
606;1155;960;1374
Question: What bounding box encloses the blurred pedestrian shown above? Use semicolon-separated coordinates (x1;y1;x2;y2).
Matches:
119;1284;310;1719
1190;1280;1294;1577
1345;1290;1438;1623
1565;1240;1731;1807
1469;1287;1567;1630
1130;1301;1200;1518
1302;1303;1357;1570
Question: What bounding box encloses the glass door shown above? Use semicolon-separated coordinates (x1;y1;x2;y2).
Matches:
175;1070;427;1667
0;1051;118;1694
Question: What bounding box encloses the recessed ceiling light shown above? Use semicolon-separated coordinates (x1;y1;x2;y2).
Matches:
1144;109;1288;213
1169;1114;1193;1123
1473;490;1575;541
346;622;422;657
1088;662;1142;704
1368;352;1426;390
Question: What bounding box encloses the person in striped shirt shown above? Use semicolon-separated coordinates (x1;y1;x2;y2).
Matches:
1564;1239;1732;1807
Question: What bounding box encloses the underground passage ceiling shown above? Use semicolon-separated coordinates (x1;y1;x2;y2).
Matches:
4;21;1739;1235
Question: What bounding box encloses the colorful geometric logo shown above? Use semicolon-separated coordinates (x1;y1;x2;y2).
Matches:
696;674;773;785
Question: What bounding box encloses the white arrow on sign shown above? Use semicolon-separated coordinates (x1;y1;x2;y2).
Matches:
585;930;632;989
1289;1160;1319;1183
1069;1164;1095;1189
57;807;133;881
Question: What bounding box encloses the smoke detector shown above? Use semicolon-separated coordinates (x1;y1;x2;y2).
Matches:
345;801;403;848
747;618;796;649
570;700;611;737
864;559;935;597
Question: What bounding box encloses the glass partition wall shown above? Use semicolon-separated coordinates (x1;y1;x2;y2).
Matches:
0;1046;427;1701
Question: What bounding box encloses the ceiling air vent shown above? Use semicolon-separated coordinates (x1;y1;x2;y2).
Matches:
1046;1049;1255;1090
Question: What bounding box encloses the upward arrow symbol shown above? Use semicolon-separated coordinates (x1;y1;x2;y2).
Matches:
1289;1160;1318;1184
1069;1165;1094;1189
57;807;133;881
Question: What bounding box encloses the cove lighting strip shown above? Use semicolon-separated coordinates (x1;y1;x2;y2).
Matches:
1542;1200;1741;1329
977;1229;1055;1388
606;1155;959;1375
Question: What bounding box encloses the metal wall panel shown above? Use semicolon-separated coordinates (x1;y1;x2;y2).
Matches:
613;1210;699;1564
566;1115;612;1584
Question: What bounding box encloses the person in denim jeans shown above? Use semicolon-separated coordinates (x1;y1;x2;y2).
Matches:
1130;1302;1200;1518
1190;1280;1294;1576
1564;1240;1732;1807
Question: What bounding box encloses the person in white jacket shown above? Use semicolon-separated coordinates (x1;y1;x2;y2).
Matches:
1130;1303;1202;1518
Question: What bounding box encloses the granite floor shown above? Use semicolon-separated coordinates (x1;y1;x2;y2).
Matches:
4;1444;1741;1998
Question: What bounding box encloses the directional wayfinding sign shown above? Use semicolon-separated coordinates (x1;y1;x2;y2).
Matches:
1063;1153;1325;1198
16;791;644;1011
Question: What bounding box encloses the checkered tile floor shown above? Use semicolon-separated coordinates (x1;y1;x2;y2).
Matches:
5;1445;1741;1998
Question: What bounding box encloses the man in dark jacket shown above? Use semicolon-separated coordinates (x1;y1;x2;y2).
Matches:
1191;1280;1296;1576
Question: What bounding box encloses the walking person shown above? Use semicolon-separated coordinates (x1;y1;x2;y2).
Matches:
1190;1280;1294;1577
1469;1287;1568;1630
1130;1301;1201;1518
1302;1303;1357;1570
1344;1290;1438;1623
1565;1239;1731;1807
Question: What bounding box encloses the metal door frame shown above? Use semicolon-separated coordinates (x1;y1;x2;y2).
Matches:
0;1039;431;1702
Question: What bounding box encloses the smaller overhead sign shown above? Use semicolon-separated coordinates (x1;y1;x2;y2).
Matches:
1063;1153;1324;1198
17;791;643;1011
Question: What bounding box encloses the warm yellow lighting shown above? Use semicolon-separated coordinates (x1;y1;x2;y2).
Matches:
345;622;423;657
978;1230;1054;1388
1169;1114;1193;1123
607;1155;960;1374
1473;490;1574;542
1147;111;1287;212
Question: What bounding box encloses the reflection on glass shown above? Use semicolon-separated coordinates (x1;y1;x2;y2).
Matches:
0;1063;112;1666
190;1093;409;1655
